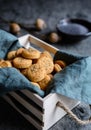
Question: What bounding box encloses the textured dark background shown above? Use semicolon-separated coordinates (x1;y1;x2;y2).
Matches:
0;0;91;130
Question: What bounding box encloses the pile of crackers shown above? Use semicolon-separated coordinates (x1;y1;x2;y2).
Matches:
0;48;66;91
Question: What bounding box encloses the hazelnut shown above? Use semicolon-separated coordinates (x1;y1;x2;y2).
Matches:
10;23;21;34
35;18;47;30
48;32;60;43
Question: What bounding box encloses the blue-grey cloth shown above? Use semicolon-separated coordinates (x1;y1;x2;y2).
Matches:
0;29;44;97
0;29;91;104
46;51;91;104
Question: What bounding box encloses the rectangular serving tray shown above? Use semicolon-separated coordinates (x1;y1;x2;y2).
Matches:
3;34;80;130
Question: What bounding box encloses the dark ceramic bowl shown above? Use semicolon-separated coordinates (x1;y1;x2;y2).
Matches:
57;18;91;43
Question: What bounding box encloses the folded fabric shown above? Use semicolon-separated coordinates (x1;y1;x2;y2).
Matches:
0;29;44;97
0;29;91;104
46;51;91;104
0;29;21;59
0;67;44;97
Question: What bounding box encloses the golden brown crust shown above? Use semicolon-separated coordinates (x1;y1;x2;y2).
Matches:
48;74;54;79
0;59;4;64
1;47;67;91
16;48;25;56
31;82;40;89
0;62;8;68
20;68;28;77
38;75;51;90
27;63;46;82
13;57;32;69
7;50;16;60
54;60;66;68
40;51;53;60
5;60;12;67
0;59;12;68
22;48;41;59
54;63;62;73
37;56;54;74
21;49;32;59
0;61;8;68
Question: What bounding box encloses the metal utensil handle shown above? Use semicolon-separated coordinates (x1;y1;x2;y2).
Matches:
56;101;91;125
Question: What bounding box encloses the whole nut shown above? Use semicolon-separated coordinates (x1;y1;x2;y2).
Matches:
48;32;60;43
35;18;47;30
10;23;21;34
